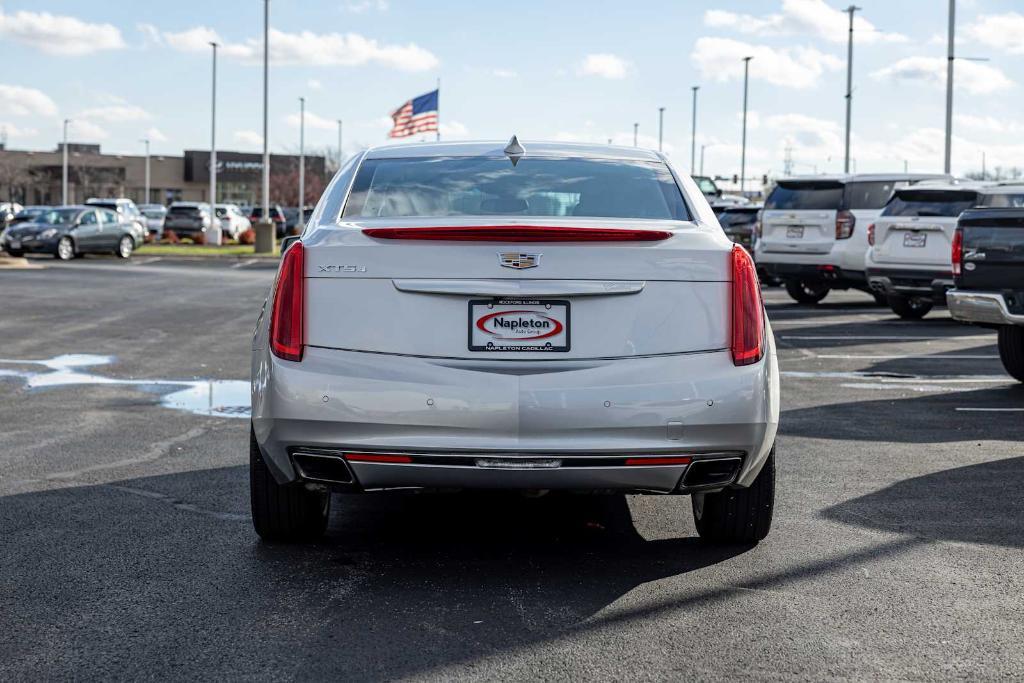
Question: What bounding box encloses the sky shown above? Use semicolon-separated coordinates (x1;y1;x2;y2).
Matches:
1;0;1023;181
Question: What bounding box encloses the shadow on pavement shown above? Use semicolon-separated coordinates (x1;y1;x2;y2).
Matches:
823;456;1024;549
781;385;1024;443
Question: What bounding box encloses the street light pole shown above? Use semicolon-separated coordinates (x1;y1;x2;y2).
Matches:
62;119;70;205
700;143;711;176
337;119;343;169
740;56;753;193
690;86;699;173
943;0;955;174
140;138;150;204
298;96;305;232
261;0;270;224
633;122;638;147
844;5;860;174
209;41;221;245
657;107;665;153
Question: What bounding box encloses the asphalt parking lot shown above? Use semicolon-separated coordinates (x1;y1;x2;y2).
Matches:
1;257;1022;680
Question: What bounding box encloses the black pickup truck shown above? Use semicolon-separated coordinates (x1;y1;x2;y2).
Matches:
947;208;1024;382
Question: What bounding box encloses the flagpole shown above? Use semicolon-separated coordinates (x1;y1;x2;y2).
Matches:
436;77;441;142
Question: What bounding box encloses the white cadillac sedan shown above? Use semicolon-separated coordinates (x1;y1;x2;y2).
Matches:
250;139;779;544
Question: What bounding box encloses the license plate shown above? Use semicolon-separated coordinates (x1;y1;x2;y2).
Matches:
903;232;927;248
786;226;804;238
9;240;20;250
469;299;570;352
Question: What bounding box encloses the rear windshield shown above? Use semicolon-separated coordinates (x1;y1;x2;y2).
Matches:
142;209;165;218
693;177;719;195
342;156;691;220
765;182;843;210
169;206;203;216
981;193;1024;208
882;191;978;217
718;210;759;228
844;181;900;210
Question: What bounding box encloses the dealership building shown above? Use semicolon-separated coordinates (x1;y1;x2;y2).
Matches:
0;143;327;207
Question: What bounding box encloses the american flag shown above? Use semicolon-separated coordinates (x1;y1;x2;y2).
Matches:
388;89;439;138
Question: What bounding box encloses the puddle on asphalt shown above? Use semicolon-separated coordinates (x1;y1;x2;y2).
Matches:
0;354;249;419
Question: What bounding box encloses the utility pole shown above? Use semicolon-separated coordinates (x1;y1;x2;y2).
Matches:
657;107;665;153
298;96;305;232
700;143;712;176
337;119;343;169
690;86;699;173
844;6;860;174
62;119;70;205
981;151;986;179
140;138;150;204
435;77;441;142
633;122;638;147
209;41;221;245
944;0;955;174
740;56;753;193
261;0;270;223
783;145;794;176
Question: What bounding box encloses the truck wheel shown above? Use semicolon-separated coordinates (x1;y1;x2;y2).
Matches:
693;448;775;544
250;428;329;542
997;325;1024;382
872;291;888;306
785;279;829;304
888;294;932;320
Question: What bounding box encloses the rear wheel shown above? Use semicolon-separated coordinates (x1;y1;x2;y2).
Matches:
116;235;134;259
997;325;1024;382
888;294;933;320
693;448;775;544
785;279;829;304
250;429;330;542
872;291;889;306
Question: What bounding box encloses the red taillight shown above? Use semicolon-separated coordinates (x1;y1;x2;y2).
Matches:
343;453;413;463
731;245;764;366
867;223;875;246
951;226;963;276
269;241;304;361
624;456;693;466
836;209;855;240
361;225;672;242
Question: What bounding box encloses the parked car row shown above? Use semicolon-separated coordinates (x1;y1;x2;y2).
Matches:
1;206;139;260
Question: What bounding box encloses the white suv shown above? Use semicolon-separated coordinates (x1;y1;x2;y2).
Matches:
866;183;1024;319
755;174;949;304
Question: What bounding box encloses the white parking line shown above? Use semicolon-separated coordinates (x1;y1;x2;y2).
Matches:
780;335;991;341
955;407;1024;412
782;371;1009;383
813;354;998;360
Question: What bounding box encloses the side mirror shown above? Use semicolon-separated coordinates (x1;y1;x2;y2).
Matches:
280;234;300;255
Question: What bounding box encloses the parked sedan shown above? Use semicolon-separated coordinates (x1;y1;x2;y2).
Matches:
250;140;780;544
164;202;215;239
139;204;167;238
248;205;287;238
1;206;137;260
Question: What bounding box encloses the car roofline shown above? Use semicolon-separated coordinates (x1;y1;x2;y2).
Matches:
362;139;665;162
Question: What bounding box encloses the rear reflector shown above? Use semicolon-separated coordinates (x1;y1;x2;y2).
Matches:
343;453;413;464
362;225;672;242
731;245;765;366
624;456;693;466
269;241;304;362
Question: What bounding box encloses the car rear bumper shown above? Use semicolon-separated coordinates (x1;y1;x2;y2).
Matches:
867;266;953;298
251;341;779;493
758;261;866;288
947;290;1024;326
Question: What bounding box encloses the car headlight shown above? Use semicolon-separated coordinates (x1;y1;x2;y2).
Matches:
39;228;58;239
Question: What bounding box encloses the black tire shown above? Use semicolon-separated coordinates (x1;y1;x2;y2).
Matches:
693;448;775;544
250;428;329;542
888;294;933;320
997;325;1024;383
116;235;134;259
872;291;889;306
785;279;830;304
6;249;24;257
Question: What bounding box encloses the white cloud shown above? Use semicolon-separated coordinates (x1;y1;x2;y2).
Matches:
0;8;125;55
0;121;38;138
137;22;162;46
286;111;337;131
0;84;58;117
145;127;168;143
872;57;1013;95
491;69;518;79
69;120;109;141
964;12;1024;55
77;104;152;123
703;0;907;44
307;79;323;90
954;114;1024;135
159;26;438;71
234;130;263;147
343;0;389;13
578;53;629;79
691;37;842;89
439;121;469;138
